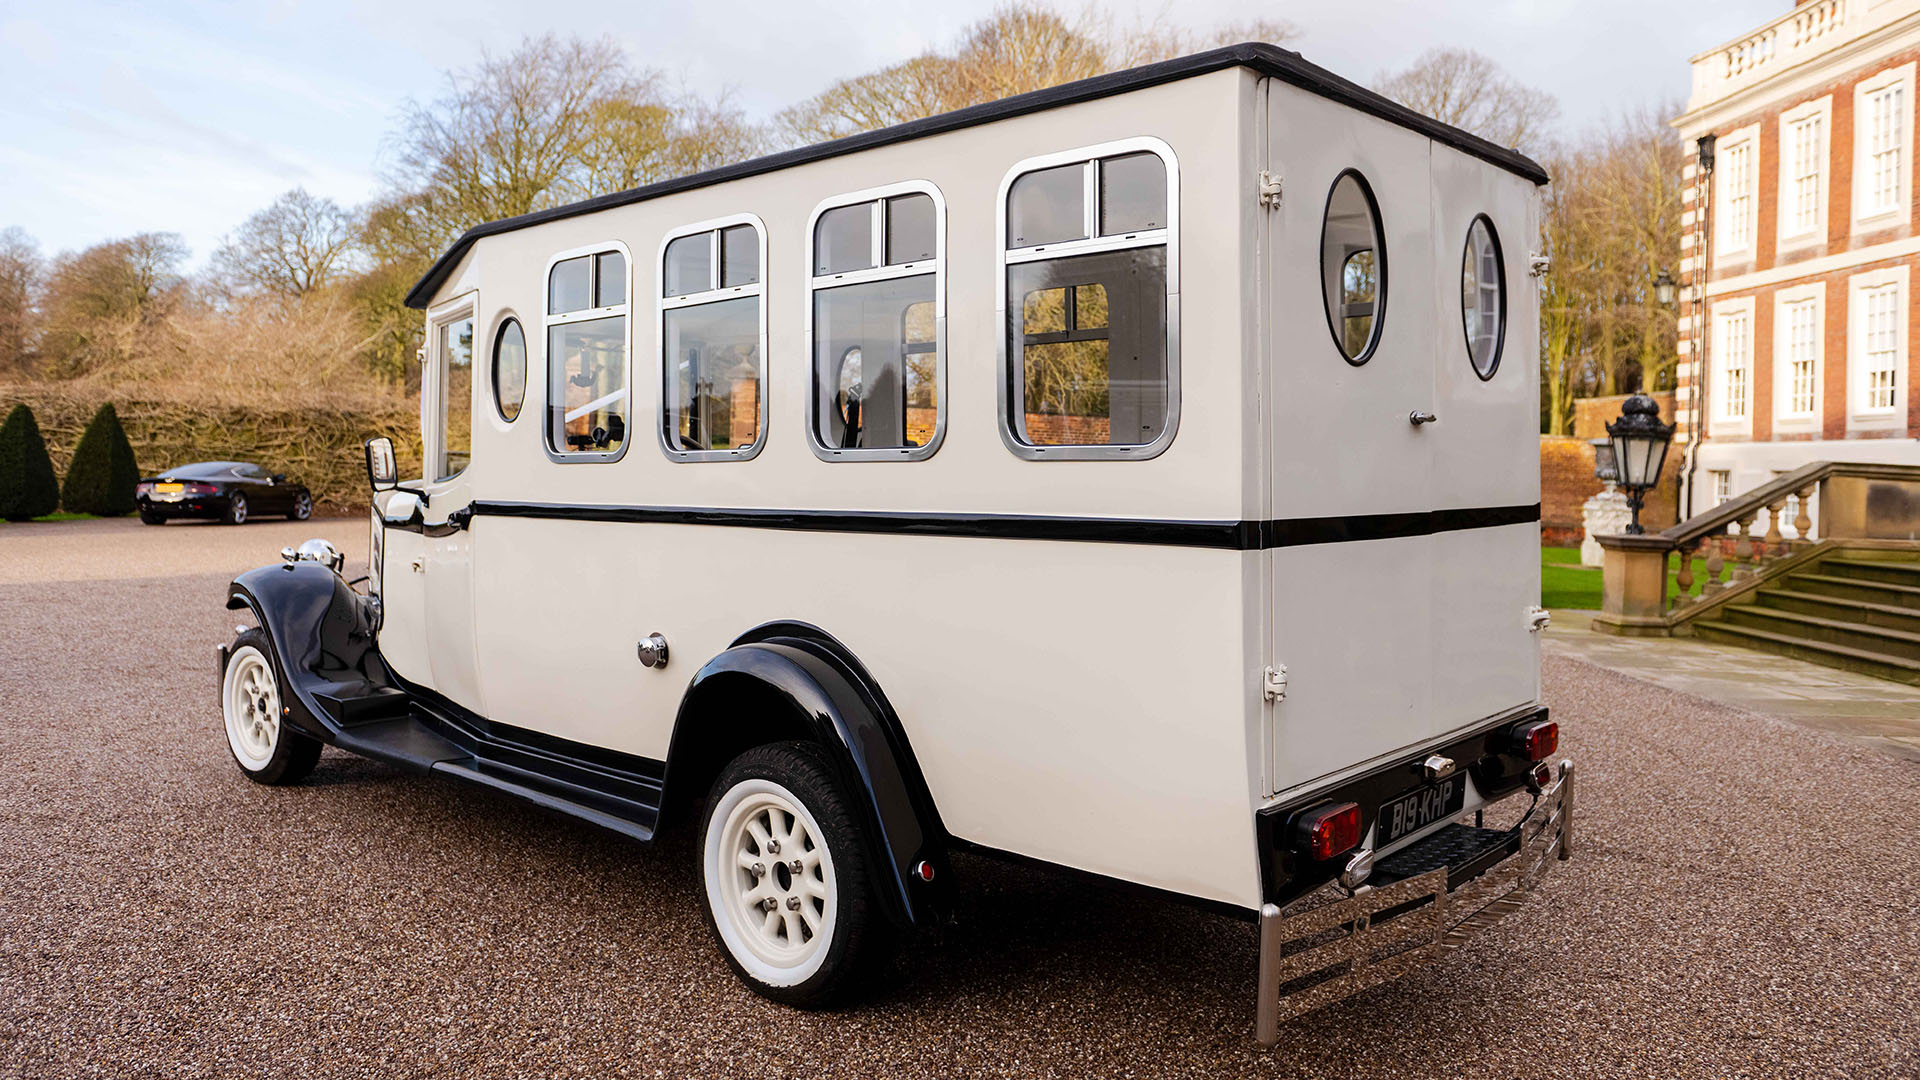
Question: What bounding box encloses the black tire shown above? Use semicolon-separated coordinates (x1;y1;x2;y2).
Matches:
220;628;321;785
138;509;165;525
698;741;891;1007
223;492;248;525
287;490;312;521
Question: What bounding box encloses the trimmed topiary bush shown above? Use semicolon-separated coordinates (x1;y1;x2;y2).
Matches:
0;403;62;521
61;403;141;517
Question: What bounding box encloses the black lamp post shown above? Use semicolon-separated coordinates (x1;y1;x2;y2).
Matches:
1606;393;1675;535
1653;267;1676;307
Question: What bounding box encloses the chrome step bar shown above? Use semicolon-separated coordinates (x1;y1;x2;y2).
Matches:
1254;760;1573;1045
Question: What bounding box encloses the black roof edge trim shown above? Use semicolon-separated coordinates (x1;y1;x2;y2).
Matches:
404;42;1549;309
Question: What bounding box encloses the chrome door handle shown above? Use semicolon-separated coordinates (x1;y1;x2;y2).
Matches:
1409;410;1438;426
410;555;426;573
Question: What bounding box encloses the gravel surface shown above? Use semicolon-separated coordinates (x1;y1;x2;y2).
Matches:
3;518;1918;1078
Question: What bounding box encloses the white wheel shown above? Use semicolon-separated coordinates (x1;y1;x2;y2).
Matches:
219;630;321;785
704;777;839;986
223;644;280;771
289;491;312;520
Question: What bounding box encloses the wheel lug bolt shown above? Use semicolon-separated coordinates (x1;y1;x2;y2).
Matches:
766;839;780;854
786;897;801;911
789;860;804;876
750;862;765;878
762;897;778;912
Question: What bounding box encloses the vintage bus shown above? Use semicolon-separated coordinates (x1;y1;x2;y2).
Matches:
218;42;1572;1042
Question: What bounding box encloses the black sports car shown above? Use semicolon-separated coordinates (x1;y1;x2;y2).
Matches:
135;461;313;525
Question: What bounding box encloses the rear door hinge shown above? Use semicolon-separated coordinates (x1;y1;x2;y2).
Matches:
1258;170;1283;209
1263;664;1289;702
1528;252;1551;277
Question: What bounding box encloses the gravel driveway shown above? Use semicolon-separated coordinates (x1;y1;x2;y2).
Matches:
2;517;1917;1078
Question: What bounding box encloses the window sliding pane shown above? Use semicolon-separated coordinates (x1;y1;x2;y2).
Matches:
664;297;760;452
1007;163;1085;247
1098;152;1167;235
549;256;592;314
721;225;759;287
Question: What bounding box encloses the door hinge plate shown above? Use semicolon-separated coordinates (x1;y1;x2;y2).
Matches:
1528;252;1551;277
1258;170;1283;209
1263;664;1289;702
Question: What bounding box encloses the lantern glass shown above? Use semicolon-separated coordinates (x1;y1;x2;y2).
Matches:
1653;270;1676;306
1611;431;1669;490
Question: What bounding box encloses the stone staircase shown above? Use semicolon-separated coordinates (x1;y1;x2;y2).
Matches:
1692;549;1920;685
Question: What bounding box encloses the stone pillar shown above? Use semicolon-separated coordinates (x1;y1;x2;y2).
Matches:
1580;486;1631;566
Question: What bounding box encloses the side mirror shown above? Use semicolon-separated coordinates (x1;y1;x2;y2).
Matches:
271;473;287;484
364;437;398;491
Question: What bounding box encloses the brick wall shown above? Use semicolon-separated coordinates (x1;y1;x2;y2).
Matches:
1572;391;1679;439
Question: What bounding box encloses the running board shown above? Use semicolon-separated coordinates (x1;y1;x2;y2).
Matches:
318;704;663;843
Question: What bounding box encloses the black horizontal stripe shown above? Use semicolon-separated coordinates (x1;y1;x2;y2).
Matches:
468;500;1539;550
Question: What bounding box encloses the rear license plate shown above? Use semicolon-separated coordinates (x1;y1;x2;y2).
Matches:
1377;776;1467;846
154;483;183;493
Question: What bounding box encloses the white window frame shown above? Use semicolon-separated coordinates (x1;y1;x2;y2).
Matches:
1775;97;1831;252
1710;296;1755;435
542;241;634;463
1771;283;1824;433
424;291;478;484
656;213;770;462
802;180;947;462
1852;63;1914;234
1848;265;1908;429
1711;470;1732;506
1715;124;1760;265
994;136;1181;461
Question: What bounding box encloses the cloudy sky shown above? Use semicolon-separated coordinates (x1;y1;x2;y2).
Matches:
0;0;1781;265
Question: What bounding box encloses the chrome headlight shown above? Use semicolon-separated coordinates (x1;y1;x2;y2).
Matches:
281;538;345;573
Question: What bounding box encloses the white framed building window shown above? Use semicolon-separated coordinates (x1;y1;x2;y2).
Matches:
1853;63;1914;233
1711;470;1732;506
1716;124;1760;264
1848;265;1908;429
1775;98;1830;251
1710;297;1754;433
804;181;945;461
1771;284;1824;433
658;214;768;462
996;137;1180;459
544;243;632;461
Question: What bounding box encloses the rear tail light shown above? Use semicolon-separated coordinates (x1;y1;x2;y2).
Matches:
1514;720;1559;762
1295;801;1363;860
184;483;218;496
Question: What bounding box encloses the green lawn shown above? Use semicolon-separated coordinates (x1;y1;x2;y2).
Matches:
0;511;97;524
1541;546;1602;610
1542;545;1711;611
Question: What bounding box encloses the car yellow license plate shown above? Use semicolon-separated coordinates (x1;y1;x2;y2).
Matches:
155;483;183;493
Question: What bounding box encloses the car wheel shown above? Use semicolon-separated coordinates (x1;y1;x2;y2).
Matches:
138;509;165;525
221;628;321;785
224;492;248;525
287;491;312;521
700;741;889;1006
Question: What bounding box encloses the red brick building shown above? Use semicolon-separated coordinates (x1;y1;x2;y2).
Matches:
1674;0;1920;519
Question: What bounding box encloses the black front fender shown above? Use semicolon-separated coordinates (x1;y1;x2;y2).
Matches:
226;561;388;747
666;630;947;929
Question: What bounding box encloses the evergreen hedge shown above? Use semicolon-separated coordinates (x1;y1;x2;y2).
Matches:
60;403;141;516
0;403;61;521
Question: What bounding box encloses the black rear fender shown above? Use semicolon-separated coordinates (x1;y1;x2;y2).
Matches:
665;623;947;929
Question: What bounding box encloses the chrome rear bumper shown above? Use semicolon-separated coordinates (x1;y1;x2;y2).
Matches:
1254;759;1574;1044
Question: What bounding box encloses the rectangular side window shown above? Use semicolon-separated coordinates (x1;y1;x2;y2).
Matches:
807;185;944;460
1001;141;1175;458
546;247;630;459
661;218;766;460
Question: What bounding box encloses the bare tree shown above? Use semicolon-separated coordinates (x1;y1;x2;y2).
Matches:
37;233;188;379
0;227;38;377
1537;106;1683;433
211;188;360;301
774;4;1299;147
1374;47;1559;153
